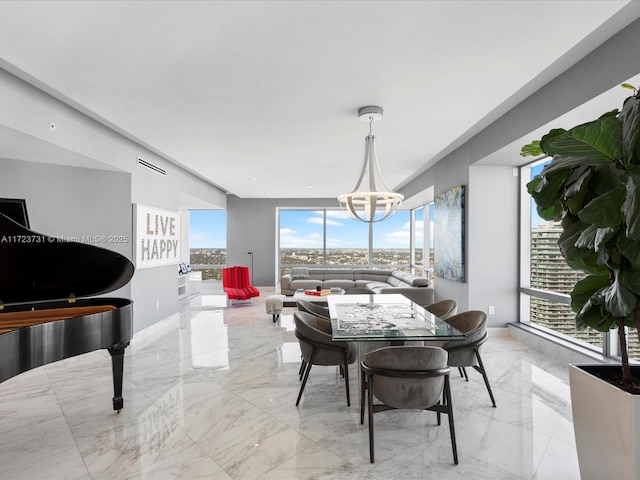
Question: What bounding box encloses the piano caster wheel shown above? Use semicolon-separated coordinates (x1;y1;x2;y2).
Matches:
116;409;122;414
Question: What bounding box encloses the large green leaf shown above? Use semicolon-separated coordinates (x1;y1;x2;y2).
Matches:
618;235;640;266
526;176;542;195
571;274;610;312
558;221;586;260
620;268;640;295
590;163;626;195
604;273;636;317
539;154;613;178
520;140;542;157
578;184;625;227
541;115;622;161
529;172;567;221
620;95;640;164
623;174;640;240
574;224;597;250
576;293;615;331
564;166;592;215
567;253;608;276
594;226;617;252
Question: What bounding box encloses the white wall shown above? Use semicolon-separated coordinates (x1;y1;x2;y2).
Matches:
468;165;519;326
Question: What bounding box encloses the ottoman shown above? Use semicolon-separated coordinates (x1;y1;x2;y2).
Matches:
265;295;285;322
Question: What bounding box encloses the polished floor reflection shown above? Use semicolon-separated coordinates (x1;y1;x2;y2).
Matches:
0;288;580;479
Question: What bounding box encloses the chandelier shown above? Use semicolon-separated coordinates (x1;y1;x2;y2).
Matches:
338;106;403;223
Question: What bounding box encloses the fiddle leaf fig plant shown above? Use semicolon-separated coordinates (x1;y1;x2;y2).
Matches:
521;84;640;390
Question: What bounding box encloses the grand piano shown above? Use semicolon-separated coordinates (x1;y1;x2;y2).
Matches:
0;198;134;412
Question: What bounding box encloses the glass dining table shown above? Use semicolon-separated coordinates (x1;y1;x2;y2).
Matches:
327;293;464;343
327;294;466;403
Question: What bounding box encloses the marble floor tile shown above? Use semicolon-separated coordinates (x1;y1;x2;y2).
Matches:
0;287;583;479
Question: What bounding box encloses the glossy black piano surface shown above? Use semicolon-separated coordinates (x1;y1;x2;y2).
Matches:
0;199;134;412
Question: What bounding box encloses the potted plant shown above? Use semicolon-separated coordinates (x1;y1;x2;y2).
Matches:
521;83;640;480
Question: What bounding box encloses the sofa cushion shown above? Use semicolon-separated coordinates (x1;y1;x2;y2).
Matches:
323;279;355;289
322;268;354;280
290;267;309;279
365;281;393;292
290;279;322;290
392;270;429;287
353;269;395;281
306;268;325;280
386;276;404;287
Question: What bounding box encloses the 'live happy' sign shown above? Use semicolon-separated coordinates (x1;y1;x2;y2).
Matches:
134;204;181;269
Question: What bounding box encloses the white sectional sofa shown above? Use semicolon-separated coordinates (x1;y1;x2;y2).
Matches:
280;268;434;305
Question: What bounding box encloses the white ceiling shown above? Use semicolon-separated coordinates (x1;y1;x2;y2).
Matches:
0;1;637;200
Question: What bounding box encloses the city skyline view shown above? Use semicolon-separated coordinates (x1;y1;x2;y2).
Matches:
190;208;432;249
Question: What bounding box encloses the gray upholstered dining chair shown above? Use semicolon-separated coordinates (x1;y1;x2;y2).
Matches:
441;310;496;407
293;311;357;406
295;303;331;379
360;346;457;464
423;299;458;319
297;299;330;319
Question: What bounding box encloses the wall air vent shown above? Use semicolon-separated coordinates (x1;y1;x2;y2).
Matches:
137;156;167;176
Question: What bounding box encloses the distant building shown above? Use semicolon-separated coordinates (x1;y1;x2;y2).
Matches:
530;222;600;346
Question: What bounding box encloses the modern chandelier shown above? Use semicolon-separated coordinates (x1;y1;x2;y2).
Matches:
338;106;403;223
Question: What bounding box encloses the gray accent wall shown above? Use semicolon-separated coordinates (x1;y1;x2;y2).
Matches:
226;195;336;287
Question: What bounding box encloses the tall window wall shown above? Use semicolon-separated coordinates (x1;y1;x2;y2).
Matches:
279;208;419;277
410;204;434;285
189;210;226;280
520;159;639;360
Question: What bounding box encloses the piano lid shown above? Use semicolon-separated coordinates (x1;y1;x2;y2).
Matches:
0;206;134;306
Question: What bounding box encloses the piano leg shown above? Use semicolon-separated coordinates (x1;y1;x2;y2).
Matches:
108;342;129;413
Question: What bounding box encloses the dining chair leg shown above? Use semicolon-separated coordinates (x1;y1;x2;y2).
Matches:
457;367;465;378
367;373;375;463
360;369;366;424
443;375;458;465
343;359;351;406
299;358;307;380
473;350;496;407
296;349;316;406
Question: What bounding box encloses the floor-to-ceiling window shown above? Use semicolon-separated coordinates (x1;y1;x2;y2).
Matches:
325;210;369;265
410;203;434;285
279;208;420;276
518;159;640;360
189;210;226;280
371;209;411;270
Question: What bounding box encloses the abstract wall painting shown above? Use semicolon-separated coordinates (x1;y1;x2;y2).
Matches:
434;185;465;282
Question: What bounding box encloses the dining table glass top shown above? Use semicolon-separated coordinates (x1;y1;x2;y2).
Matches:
327;294;464;342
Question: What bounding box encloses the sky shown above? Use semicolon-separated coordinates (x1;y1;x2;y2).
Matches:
189;210;227;248
189;208;430;249
279;209;424;249
530;160;550;228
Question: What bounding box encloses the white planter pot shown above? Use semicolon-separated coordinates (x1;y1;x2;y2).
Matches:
569;364;640;480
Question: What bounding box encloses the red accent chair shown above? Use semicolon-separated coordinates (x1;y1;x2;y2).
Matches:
222;266;260;303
